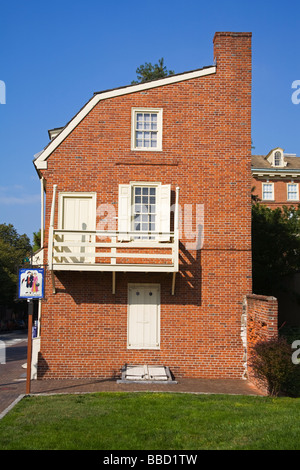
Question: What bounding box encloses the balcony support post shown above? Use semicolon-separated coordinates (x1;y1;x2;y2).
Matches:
172;272;176;295
51;270;56;294
112;271;116;294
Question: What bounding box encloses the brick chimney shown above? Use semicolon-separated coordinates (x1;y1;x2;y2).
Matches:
213;32;252;154
213;31;252;71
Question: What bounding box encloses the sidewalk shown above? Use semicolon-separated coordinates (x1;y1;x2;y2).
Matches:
29;376;264;397
0;338;28;417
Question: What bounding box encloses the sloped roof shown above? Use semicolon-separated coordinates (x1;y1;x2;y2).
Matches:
252;154;300;170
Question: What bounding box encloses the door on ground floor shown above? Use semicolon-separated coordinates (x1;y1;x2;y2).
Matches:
128;284;160;349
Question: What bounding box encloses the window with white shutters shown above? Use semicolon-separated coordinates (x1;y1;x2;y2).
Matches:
133;186;157;239
118;182;171;241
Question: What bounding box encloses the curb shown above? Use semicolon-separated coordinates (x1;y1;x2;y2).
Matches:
0;395;25;420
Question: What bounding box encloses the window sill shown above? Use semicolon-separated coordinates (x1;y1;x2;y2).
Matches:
131;147;162;152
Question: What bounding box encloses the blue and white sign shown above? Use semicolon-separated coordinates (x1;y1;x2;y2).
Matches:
18;268;44;299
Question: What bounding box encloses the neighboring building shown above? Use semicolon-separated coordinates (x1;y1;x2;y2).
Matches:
252;148;300;208
252;148;300;329
32;32;274;382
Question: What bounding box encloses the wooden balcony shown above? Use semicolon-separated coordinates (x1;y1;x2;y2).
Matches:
48;229;179;273
47;185;180;294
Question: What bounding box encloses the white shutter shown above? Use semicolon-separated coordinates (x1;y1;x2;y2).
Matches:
118;184;131;241
159;184;171;241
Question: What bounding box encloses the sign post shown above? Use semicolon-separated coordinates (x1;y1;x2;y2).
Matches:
18;268;44;395
26;300;33;394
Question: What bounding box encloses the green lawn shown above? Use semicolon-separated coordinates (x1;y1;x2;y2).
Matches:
0;392;299;450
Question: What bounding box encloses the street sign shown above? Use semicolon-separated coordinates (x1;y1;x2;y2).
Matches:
18;268;44;299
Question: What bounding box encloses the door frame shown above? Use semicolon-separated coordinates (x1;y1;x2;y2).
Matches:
58;192;97;230
57;192;97;263
127;283;161;350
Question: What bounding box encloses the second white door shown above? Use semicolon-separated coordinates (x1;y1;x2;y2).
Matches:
58;192;96;263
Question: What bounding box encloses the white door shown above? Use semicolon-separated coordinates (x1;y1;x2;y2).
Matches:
59;193;96;263
128;284;160;349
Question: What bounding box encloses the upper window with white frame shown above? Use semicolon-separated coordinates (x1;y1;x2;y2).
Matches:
262;182;274;200
267;148;286;168
118;182;170;241
274;151;283;167
133;185;157;239
131;108;162;151
287;183;299;201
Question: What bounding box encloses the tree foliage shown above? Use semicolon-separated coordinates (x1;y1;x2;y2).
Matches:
131;58;174;84
249;336;300;396
33;229;41;252
0;223;32;306
252;203;300;296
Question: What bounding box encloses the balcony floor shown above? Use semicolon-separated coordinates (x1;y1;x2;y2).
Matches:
52;262;178;272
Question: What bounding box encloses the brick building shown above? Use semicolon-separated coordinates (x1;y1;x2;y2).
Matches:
32;32;277;382
251;149;300;329
252;148;300;208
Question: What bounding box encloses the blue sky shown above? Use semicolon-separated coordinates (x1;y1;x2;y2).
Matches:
0;0;300;241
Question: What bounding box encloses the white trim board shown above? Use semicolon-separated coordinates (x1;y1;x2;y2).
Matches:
34;66;216;170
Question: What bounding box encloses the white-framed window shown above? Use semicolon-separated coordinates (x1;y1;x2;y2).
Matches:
127;284;160;349
132;185;157;239
131;108;163;151
118;182;171;241
287;183;299;201
262;182;274;200
274;151;282;167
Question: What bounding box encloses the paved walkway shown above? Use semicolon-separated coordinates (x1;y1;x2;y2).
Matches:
29;376;264;397
0;333;264;418
0;334;28;417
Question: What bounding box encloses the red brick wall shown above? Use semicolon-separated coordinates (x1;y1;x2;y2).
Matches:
245;294;278;345
252;176;300;209
243;294;278;392
37;32;253;380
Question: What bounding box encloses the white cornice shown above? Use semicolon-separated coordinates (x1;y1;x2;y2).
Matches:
252;168;300;178
34;66;216;170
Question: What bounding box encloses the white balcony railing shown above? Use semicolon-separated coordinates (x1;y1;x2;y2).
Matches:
48;229;178;272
